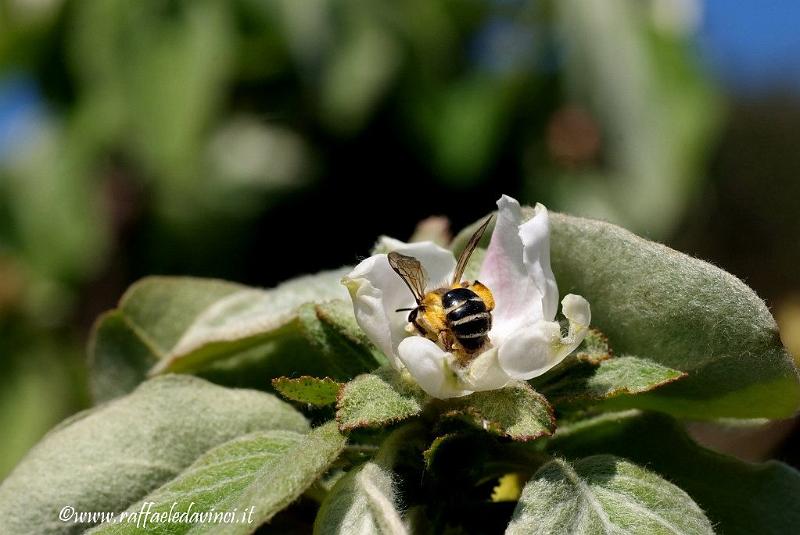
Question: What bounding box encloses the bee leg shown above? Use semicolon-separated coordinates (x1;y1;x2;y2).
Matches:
437;332;472;365
437;331;455;352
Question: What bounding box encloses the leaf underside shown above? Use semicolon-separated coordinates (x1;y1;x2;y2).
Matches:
548;411;800;535
314;462;406;535
507;455;714;535
90;273;384;402
88;423;346;535
0;375;309;534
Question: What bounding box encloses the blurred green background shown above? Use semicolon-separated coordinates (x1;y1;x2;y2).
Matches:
1;0;799;478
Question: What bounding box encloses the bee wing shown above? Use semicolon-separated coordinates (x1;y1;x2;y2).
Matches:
387;252;428;303
452;215;493;285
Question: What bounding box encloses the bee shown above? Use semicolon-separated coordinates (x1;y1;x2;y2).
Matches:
388;216;495;361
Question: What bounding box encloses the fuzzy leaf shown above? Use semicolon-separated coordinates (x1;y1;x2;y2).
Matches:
548;411;800;535
90;274;384;402
88;423;346;535
453;211;800;418
507;455;714;535
538;356;686;406
336;368;427;431
423;433;457;471
445;383;555;441
549;212;800;418
273;376;342;406
314;463;407;535
314;424;420;535
0;375;309;534
575;328;613;364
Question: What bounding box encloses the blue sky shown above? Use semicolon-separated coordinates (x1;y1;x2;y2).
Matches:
700;0;800;93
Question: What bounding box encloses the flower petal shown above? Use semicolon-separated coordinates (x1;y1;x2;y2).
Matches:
377;237;457;290
480;196;559;343
343;240;456;368
520;203;559;321
397;337;470;398
562;293;591;330
343;257;404;369
459;347;512;392
497;294;591;380
497;321;563;380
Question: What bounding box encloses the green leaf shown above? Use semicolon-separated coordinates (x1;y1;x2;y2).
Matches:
90;274;385;402
548;411;800;535
88;422;346;535
336;368;427;431
273;376;342;406
534;329;686;406
443;383;555;441
314;463;407;535
454;211;800;418
0;375;309;534
575;328;613;364
423;433;456;471
538;356;686;406
507;455;714;535
314;425;420;535
549;211;800;418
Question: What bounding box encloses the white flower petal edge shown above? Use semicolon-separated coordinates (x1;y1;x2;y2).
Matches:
459;348;512;392
497;294;591;380
342;240;455;369
398;337;470;398
480;196;559;342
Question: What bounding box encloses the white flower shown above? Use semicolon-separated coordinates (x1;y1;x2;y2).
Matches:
342;195;590;399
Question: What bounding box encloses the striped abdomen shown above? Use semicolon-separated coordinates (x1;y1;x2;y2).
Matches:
442;287;492;351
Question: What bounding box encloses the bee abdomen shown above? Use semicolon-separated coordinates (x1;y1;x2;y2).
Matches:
442;288;491;351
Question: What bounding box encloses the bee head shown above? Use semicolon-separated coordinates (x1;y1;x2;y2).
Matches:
395;306;422;326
